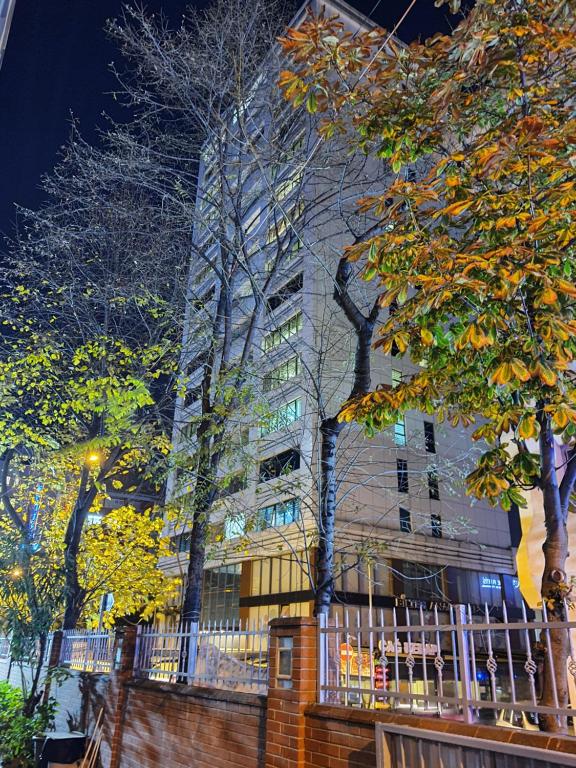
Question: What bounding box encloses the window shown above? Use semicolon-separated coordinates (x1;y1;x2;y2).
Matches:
243;205;261;236
399;507;411;533
391;369;402;388
393;560;444;601
257;497;301;529
263;313;302;352
184;383;202;408
260;398;301;436
431;513;442;538
389;300;399;357
266;273;303;312
216;472;248;500
264;238;302;274
396;459;409;493
172;531;192;553
263;356;300;391
394;416;406;446
224;514;246;540
428;468;440;500
201;564;241;624
259;449;300;483
275;172;302;201
266;201;305;244
424;421;436;453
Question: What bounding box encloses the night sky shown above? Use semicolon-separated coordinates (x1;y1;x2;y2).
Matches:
0;0;459;239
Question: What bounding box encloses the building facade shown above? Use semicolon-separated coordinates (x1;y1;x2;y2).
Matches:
161;0;521;631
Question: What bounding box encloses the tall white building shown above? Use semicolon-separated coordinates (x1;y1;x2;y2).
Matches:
162;0;521;631
0;0;16;71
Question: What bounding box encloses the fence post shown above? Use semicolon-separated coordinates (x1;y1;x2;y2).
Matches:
265;617;317;768
455;604;474;724
108;626;138;768
187;621;199;684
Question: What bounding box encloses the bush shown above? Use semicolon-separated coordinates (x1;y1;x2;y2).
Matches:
0;681;56;768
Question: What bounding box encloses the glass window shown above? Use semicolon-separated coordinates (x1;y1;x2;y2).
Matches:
399;507;411;533
391;369;402;388
259;449;300;482
394;560;444;602
431;513;442;538
257;497;301;529
424;421;436;453
396;459;409;493
260;398;301;436
201;564;241;624
428;468;440;500
224;513;246;540
394;417;406;446
266;273;303;313
263;356;300;391
263;313;303;352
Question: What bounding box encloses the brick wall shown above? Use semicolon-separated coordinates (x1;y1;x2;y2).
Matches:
118;680;267;768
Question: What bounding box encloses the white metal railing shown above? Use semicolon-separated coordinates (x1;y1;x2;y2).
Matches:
60;629;115;673
134;619;269;693
0;636;10;660
375;723;576;768
319;602;576;730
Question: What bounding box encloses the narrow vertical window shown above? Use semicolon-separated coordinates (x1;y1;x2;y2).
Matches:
397;459;409;493
399;507;411;533
424;421;436;454
391;369;402;388
431;513;442;538
394;416;406;446
428;468;440;500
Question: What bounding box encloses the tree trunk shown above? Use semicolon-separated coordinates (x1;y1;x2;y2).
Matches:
63;468;95;629
181;511;208;623
538;411;569;733
315;417;344;617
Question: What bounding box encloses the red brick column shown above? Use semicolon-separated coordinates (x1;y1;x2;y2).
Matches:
109;626;138;768
265;616;318;768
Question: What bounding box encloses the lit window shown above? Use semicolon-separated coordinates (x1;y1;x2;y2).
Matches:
260;398;302;436
391;369;402;388
263;313;303;352
399;507;411;533
396;459;409;493
257;498;301;529
224;514;246;540
263;356;300;391
394;416;406;446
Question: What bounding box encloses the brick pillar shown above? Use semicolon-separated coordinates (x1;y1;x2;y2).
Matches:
108;626;137;768
265;616;318;768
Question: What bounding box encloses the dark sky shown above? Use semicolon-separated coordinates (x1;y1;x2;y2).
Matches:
0;0;458;239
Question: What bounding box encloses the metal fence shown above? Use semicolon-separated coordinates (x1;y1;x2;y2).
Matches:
60;629;115;673
319;602;576;730
0;636;10;660
134;620;269;693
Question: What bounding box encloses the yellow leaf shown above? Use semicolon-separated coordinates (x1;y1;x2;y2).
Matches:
517;415;537;440
420;328;434;346
440;199;474;217
510;359;531;382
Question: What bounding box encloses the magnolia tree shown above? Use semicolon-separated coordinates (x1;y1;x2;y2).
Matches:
280;0;576;729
